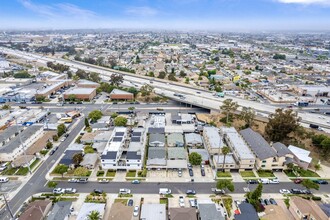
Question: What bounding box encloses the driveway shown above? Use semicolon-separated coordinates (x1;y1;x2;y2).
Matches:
231;172;245;182
273;172;291;182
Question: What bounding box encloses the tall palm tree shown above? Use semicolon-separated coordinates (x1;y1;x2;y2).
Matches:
221;146;231;172
87;210;100;220
220;99;239;124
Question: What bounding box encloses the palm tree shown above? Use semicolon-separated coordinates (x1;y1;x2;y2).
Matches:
220;99;239;124
221;146;231;172
87;210;100;220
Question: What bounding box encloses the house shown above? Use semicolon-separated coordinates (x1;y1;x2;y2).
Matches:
288;145;312;170
125;128;145;169
289;196;329;220
240;128;285;171
171;113;194;124
263;204;291;220
168;208;197;220
12;155;36;168
185;133;203;148
150;115;166;128
19;200;52;220
189;149;210;164
220;127;255;171
140;204;166;220
76;203;105;220
107;202;134;220
147;147;166;167
167;133;184;147
234;203;259;220
148;127;165;134
203;127;224;155
149;133;165;147
198;203;225;220
109;89;134;100
47;201;72;220
80;153;98;169
168;148;186;160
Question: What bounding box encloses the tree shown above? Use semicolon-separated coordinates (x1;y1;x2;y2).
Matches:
220;99;238;124
314;163;321;172
54;164;68;177
189;152;202;165
179;70;186;77
47;181;57;188
84;118;90;128
301;179;319;190
57;124;66;137
239;107;256;128
128;87;138;97
68;94;76;102
1;104;11;110
87;210;101;220
74;167;89;177
221;146;231;172
110;74;123;86
46;141;53;149
273;54;286;60
88;110;103;123
265;109;299;142
114;116;127;126
53;135;59;142
158;71;166;79
89;72;101;83
111;112;118;119
72;75;80;81
245;183;264;212
216;179;234;192
72;153;83;166
76;69;88;79
320;137;330;157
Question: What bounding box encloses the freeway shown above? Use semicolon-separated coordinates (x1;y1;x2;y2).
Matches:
2;47;330;130
51;181;330;195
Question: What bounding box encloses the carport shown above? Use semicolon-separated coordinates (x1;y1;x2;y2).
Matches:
167;160;188;169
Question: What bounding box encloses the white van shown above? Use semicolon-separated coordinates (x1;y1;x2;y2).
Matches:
259;178;270;184
159;188;172;195
0;177;9;183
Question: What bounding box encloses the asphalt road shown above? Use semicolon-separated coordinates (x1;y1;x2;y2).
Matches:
53;181;330;195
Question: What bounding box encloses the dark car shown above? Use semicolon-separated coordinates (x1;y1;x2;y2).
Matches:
290;189;303;194
188;169;194;177
127;199;134;206
247;179;258;184
269;198;277;205
201;169;205;176
186;190;196;195
49;150;55;155
94;189;103;194
76;101;82;104
313;180;328;184
302;189;312;195
264;199;270;205
259;199;266;206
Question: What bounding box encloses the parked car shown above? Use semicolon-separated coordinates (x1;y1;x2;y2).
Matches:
264;199;270;205
269;198;277;205
119;188;131;194
133;206;139;217
53;188;65;194
290;189;303;194
77;178;88;183
65;188;77;194
186;190;196;195
94;189;103;194
68;178;78;183
269;178;280;184
179;196;185;207
201;169;205;176
294;179;303;184
246;179;258;184
127;199;134;206
131;180;140;184
211;188;225;195
178;169;182;177
98;179;109;183
188;169;194;177
189;199;198;208
313;179;328;184
279;189;291;194
302;189;312;195
259;199;266;206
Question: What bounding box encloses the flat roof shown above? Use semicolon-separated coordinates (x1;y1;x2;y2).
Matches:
37;82;63;95
76;203;105;220
203;127;223;149
64;87;95;95
110;89;132;95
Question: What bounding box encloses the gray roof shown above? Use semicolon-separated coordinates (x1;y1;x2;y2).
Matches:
198;203;225;220
60;150;81;165
239;128;276;160
0;126;22;144
168;148;186;159
101;151;117;160
0;125;42;154
185;133;203;145
149;133;165;145
189;149;209;161
80;153;98;166
148;127;165;134
140;204;166;220
203;127;223;149
167;133;184;146
235;203;258;220
272;142;292;157
148;147;166;159
127;151;141;160
47;201;72;220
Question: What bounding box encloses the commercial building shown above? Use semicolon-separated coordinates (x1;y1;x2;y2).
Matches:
76;79;100;88
63;87;96;101
109;89;134;100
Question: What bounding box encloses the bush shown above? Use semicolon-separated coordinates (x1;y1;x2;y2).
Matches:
97;170;105;177
312;196;322;201
84;146;95;154
47;181;58;188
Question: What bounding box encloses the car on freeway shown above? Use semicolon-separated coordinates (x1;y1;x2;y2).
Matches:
68;178;78;183
269;198;277;205
294;179;303;184
127;199;134;206
98;179;109;183
279;189;291;194
186;190;196;195
133;206;139;217
131;180;140;184
313;179;328;184
94;189;103;194
246;179;258;184
179;196;185;207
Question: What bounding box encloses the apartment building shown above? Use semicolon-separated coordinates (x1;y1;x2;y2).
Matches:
203;127;224;155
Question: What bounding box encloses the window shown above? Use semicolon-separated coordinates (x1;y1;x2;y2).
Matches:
261;165;266;168
262;160;266;163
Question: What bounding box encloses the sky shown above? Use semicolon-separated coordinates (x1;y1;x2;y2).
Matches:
0;0;330;31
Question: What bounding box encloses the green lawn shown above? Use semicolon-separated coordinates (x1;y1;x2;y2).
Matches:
30;159;40;169
216;171;232;178
257;170;275;178
126;171;136;178
106;170;116;177
160;198;168;205
16;167;29;175
284;168;320;178
223;197;233;218
240;171;256;178
96;170;105;177
2;167;18;175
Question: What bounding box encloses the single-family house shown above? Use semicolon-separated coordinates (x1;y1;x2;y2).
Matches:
19;200;52;220
234;203;259;220
140;204;166;220
149;133;165;147
168;208;197;220
289;196;329;220
288;145;312;170
80;153;98;169
185;133;203;148
47;201;72;220
167;133;184;147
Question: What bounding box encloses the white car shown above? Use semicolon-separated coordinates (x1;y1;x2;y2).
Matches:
179;196;185;207
133;206;139;217
269;178;280;184
53;188;65;194
279;189;291;194
68;178;78;183
119;188;131;194
98;179;109;183
65;188;77;194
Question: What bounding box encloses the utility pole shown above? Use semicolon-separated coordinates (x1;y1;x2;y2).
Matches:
2;193;14;219
15;118;32;174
